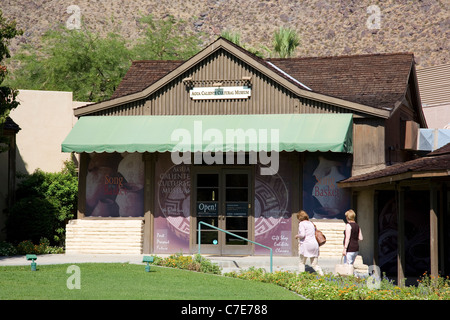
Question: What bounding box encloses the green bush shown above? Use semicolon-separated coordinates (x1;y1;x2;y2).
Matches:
224;269;450;300
152;253;221;275
6;198;57;244
0;241;17;256
14;238;64;255
6;160;78;246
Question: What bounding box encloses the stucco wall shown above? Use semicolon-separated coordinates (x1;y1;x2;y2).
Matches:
10;89;86;174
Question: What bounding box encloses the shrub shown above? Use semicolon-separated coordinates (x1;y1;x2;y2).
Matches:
152;253;221;275
0;241;17;256
224;269;450;300
6;197;57;244
6;160;78;246
14;237;64;255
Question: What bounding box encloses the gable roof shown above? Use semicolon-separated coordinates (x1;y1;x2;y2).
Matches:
338;142;450;188
267;53;415;111
110;60;183;99
75;37;417;118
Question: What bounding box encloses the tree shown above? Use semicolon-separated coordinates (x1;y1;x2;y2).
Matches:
272;27;300;58
7;15;202;102
220;30;271;58
132;14;202;60
7;25;132;102
0;9;22;152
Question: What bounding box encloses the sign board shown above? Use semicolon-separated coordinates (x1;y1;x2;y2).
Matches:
225;202;248;216
190;86;251;100
197;202;218;216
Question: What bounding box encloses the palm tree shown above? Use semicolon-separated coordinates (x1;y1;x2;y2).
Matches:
272;27;300;58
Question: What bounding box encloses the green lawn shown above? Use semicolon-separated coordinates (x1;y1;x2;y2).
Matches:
0;263;303;300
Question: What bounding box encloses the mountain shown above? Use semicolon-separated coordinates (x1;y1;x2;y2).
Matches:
2;0;449;68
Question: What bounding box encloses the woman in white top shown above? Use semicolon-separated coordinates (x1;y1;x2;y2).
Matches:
295;210;324;275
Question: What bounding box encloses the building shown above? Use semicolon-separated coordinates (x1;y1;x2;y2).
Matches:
416;63;450;129
62;38;431;279
339;143;450;283
0;90;86;241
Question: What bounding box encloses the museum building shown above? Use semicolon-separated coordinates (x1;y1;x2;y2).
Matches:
62;37;448;279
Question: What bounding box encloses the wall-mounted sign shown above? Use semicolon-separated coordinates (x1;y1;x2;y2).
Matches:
190;86;251;100
225;202;248;216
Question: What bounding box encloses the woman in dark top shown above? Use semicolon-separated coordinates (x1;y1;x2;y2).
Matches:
342;209;363;264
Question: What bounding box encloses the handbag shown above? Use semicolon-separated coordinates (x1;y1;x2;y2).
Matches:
313;223;326;246
334;257;354;276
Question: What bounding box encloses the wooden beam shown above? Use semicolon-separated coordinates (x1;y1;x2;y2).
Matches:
397;187;406;287
430;183;439;278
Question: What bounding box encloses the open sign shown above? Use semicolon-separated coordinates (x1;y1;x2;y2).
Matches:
197;202;218;216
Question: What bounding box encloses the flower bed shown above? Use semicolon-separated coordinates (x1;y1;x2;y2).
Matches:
224;267;450;300
148;254;450;300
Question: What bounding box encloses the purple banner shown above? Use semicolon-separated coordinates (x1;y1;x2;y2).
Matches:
85;152;144;217
254;155;293;255
303;153;351;220
154;153;191;253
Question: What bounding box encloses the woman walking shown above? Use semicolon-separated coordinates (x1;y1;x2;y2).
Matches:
295;210;324;275
342;209;363;264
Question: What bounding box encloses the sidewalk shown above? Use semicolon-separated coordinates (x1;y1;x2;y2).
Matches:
0;253;343;274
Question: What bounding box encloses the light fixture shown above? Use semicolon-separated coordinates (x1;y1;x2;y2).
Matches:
26;254;37;271
143;255;154;272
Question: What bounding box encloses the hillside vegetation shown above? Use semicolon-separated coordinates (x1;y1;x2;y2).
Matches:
2;0;449;68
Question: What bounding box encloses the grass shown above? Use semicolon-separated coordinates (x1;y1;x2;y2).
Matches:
0;263;303;300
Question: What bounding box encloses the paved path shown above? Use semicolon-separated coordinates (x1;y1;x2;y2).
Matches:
0;253;344;274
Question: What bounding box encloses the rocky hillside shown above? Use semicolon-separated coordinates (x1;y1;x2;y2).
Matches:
1;0;449;68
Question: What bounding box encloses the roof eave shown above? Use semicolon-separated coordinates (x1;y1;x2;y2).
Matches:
338;169;450;188
74;38;391;119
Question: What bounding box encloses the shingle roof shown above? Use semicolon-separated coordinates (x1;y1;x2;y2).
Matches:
110;60;183;99
267;53;414;110
111;52;414;112
338;143;450;186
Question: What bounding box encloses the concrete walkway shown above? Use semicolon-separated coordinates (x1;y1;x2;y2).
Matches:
0;253;344;274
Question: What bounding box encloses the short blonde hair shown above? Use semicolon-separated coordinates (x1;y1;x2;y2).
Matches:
296;210;310;221
345;209;356;221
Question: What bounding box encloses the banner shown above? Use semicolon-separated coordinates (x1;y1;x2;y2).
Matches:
154;153;191;253
254;155;293;255
303;153;352;220
85;152;144;217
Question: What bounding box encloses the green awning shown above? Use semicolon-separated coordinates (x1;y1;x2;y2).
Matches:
62;114;353;154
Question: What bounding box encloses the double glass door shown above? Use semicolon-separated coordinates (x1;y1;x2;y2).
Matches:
194;168;252;255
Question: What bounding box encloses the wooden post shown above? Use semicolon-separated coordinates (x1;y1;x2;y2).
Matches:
143;152;155;254
373;190;379;268
430;183;439;278
397;187;405;287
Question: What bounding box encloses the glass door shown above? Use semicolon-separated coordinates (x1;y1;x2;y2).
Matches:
222;170;251;253
196;172;220;250
194;168;252;255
